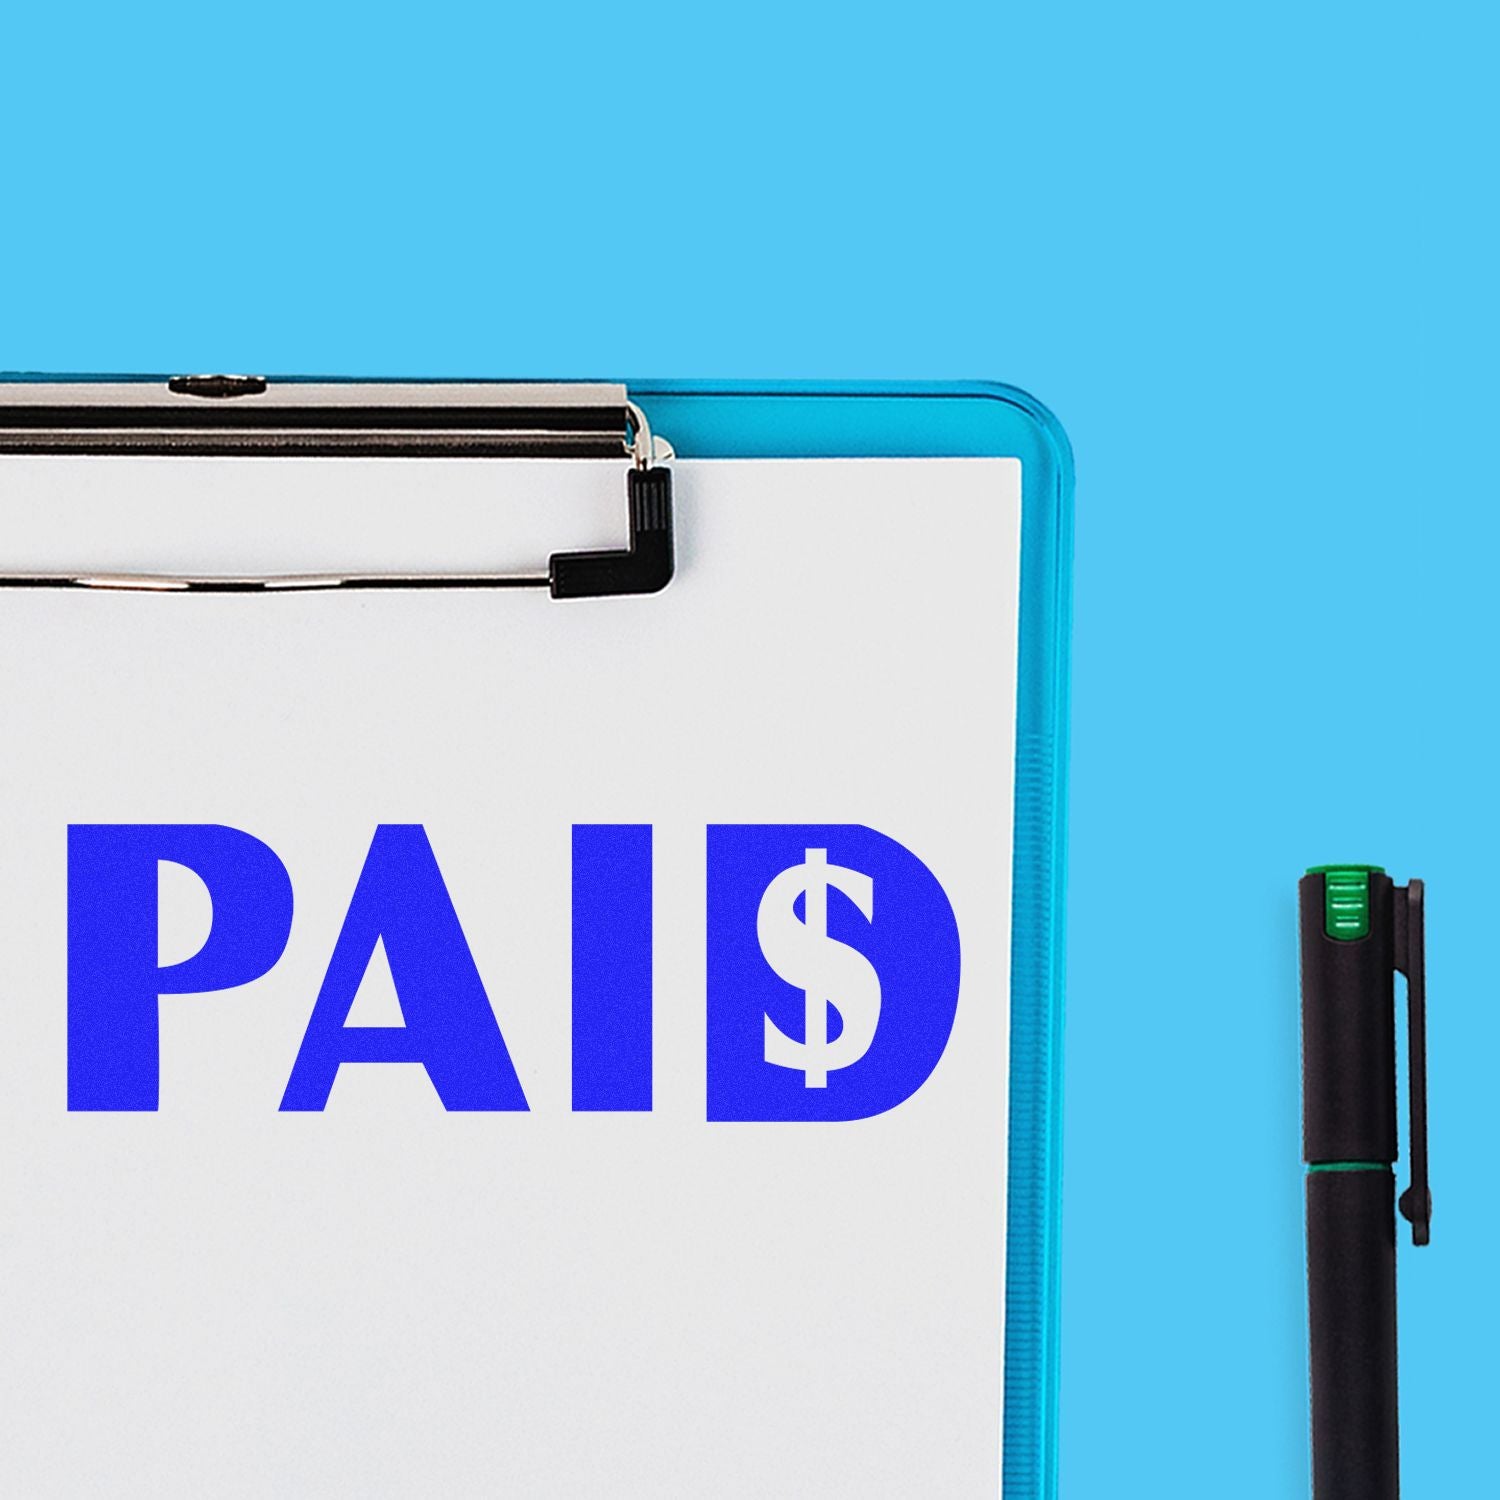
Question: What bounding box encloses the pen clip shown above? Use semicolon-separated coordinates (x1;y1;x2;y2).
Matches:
1393;879;1431;1245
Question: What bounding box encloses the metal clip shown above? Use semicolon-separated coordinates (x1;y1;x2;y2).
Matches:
1393;879;1431;1245
0;378;675;598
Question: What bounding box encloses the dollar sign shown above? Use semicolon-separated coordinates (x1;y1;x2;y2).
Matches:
757;848;881;1087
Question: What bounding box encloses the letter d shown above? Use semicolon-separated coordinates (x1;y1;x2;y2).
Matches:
707;823;961;1123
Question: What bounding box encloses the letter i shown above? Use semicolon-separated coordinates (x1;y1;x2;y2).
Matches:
571;825;653;1111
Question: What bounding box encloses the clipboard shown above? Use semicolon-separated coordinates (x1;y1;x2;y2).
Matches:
0;377;1072;1500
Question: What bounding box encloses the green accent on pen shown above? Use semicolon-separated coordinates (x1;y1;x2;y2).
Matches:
1306;1162;1391;1173
1307;865;1385;941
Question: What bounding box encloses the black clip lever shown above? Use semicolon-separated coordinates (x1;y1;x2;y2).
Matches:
548;464;674;599
1393;879;1431;1245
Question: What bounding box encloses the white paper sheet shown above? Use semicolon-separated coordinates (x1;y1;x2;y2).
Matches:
0;455;1020;1499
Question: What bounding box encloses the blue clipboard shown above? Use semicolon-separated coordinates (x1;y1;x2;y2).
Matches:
635;382;1073;1500
0;374;1071;1499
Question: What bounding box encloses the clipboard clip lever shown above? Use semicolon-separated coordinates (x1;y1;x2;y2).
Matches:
547;403;674;599
0;379;675;600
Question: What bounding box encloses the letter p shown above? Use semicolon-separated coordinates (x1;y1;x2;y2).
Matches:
68;825;294;1110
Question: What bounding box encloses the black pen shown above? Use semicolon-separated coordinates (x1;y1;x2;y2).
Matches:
1299;866;1430;1500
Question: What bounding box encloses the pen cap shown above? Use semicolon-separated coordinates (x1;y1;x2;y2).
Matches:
1299;870;1398;1164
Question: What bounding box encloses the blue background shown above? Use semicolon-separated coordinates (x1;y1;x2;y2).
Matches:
2;3;1489;1492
